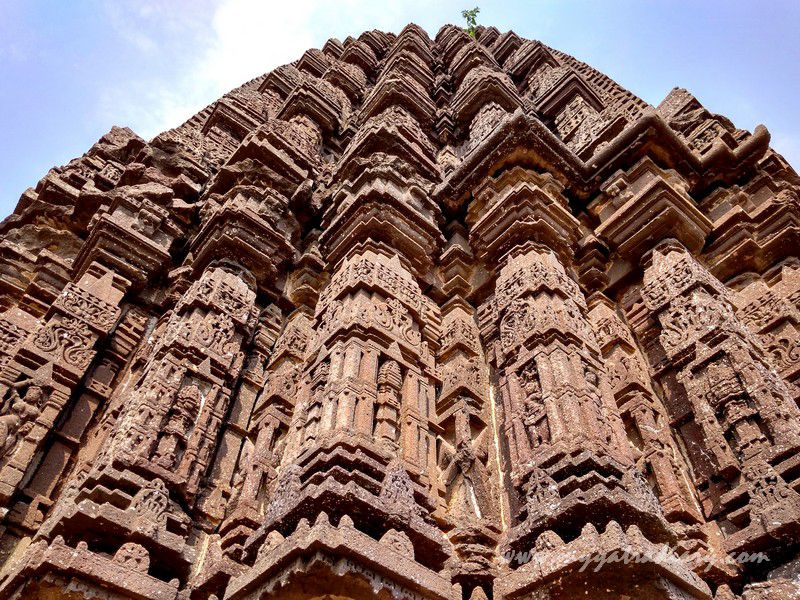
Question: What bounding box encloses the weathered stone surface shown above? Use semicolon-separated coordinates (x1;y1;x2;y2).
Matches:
0;22;797;600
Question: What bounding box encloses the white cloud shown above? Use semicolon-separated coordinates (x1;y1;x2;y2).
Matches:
97;0;467;139
199;0;318;91
105;0;798;176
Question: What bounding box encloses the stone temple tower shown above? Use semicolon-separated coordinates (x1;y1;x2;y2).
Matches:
0;22;798;600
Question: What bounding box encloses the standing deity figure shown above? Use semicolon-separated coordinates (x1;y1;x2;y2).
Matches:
0;379;47;460
375;360;402;450
154;384;200;469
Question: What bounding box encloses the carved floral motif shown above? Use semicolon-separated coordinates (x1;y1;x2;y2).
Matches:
32;317;94;369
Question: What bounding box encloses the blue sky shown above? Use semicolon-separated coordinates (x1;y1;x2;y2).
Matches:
1;0;799;219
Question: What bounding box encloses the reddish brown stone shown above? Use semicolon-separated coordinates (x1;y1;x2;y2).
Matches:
0;22;798;600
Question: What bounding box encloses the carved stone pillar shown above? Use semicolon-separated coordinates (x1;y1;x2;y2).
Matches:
375;359;402;450
469;166;705;600
470;168;668;551
642;240;800;555
110;265;258;494
438;294;500;593
0;265;126;504
733;264;800;405
588;296;703;524
257;310;313;468
20;263;260;597
237;102;453;593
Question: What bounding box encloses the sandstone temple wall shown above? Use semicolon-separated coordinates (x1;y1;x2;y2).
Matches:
0;22;798;600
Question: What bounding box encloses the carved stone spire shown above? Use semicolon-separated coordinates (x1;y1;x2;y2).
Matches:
0;21;797;600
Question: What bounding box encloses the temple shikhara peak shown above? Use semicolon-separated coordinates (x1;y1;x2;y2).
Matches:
1;22;799;600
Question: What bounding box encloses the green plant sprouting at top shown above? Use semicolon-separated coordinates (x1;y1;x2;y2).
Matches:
462;7;480;38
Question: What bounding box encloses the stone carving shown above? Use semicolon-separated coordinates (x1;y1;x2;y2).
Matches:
32;316;94;369
0;22;795;600
264;464;302;521
153;384;199;469
53;283;121;330
0;379;46;460
112;542;150;573
380;528;415;558
380;459;424;519
375;360;402;450
132;477;170;523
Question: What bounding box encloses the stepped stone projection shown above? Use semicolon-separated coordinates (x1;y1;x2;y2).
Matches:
0;21;799;600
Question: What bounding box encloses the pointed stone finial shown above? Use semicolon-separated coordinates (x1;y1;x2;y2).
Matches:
469;587;489;600
580;522;599;541
339;514;354;528
295;518;310;535
604;520;624;538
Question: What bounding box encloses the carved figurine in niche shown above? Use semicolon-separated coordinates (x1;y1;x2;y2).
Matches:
524;465;560;516
380;459;423;519
0;379;48;459
154;384;200;469
583;363;614;447
622;464;664;514
251;429;285;511
229;438;253;507
651;436;678;479
131;207;161;238
518;361;545;448
441;410;494;522
265;464;302;521
375;360;402;450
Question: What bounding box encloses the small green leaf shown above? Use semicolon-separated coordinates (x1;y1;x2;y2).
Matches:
461;7;480;37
